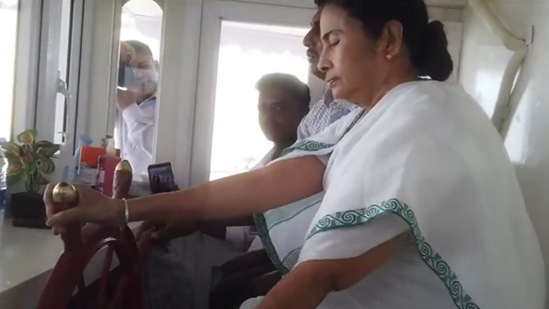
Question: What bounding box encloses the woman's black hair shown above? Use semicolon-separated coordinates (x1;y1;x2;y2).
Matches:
314;0;453;81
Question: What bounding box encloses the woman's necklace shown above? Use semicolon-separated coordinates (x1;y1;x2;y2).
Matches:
341;109;367;138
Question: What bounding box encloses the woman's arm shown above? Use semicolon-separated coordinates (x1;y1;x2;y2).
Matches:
126;156;324;222
138;215;255;242
256;232;409;309
45;156;324;228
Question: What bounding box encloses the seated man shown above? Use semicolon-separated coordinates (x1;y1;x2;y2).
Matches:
224;73;311;251
141;73;309;309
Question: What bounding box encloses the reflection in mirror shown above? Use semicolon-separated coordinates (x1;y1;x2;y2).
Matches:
113;0;163;180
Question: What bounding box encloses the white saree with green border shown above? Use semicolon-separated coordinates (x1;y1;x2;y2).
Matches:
245;80;545;308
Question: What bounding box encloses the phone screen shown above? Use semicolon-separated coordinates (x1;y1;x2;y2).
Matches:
117;65;139;88
148;163;175;194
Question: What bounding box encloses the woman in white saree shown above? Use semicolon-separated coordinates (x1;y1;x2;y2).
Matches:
44;0;545;308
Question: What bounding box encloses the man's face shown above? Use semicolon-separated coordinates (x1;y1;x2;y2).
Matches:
302;8;325;81
258;88;307;144
130;51;158;97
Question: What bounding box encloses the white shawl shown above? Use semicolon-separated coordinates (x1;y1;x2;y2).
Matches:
246;81;545;308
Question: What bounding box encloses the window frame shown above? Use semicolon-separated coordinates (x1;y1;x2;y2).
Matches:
186;1;316;186
34;0;67;142
78;0;464;189
186;3;463;186
11;0;43;140
82;0;165;148
10;0;86;183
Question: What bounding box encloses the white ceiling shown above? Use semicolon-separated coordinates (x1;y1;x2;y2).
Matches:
123;0;163;17
0;0;18;9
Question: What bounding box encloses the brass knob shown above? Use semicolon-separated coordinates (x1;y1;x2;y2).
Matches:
52;182;78;205
115;160;133;172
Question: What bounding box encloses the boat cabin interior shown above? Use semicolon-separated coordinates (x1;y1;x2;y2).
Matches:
0;0;548;308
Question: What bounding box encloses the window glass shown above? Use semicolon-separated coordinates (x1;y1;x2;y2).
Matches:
209;21;309;180
113;0;163;179
0;0;19;140
53;0;73;144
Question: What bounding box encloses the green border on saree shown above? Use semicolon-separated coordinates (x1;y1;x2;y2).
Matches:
254;139;335;274
307;199;481;309
280;140;334;157
253;213;290;273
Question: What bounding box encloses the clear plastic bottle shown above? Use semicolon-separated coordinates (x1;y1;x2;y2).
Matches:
106;136;116;156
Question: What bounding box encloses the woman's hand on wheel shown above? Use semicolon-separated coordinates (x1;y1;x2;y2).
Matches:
44;184;123;235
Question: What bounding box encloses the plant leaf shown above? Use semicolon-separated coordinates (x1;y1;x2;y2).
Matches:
1;141;22;157
5;129;60;191
6;163;21;175
17;129;37;144
38;157;55;174
35;141;60;157
3;151;21;166
6;164;23;186
19;144;33;163
35;140;54;146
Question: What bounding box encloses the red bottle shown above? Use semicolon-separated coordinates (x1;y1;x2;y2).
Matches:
96;155;122;197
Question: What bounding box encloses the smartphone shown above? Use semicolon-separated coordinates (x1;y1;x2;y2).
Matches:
148;162;176;194
117;64;139;88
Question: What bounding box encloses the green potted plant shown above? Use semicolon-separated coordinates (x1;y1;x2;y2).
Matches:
1;129;60;228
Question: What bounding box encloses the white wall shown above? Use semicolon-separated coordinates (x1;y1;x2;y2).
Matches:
460;1;549;304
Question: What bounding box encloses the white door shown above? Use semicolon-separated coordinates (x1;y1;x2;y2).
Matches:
190;1;316;185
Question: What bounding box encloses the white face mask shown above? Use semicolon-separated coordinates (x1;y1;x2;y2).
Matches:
134;67;158;85
134;68;158;99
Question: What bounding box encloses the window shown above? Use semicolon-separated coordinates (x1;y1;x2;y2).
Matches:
209;21;309;180
0;0;19;140
33;0;83;152
112;0;163;176
53;0;73;144
120;0;163;59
